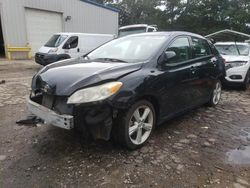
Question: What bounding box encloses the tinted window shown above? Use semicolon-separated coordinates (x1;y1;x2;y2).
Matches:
166;37;192;64
209;42;219;56
63;36;78;49
192;37;211;58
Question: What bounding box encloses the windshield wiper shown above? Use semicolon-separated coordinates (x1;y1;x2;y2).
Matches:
82;54;90;60
93;58;128;63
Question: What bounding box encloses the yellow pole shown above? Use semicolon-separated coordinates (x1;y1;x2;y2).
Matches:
6;45;12;60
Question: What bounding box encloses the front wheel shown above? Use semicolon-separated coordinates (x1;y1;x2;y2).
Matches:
113;100;156;150
207;80;222;107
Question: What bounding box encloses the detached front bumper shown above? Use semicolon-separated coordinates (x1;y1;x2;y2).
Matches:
27;97;74;130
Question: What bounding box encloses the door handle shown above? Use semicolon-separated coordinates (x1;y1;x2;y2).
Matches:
210;58;217;67
77;48;80;52
190;66;198;74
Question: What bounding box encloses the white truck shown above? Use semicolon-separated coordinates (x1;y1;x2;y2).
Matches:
35;33;115;66
118;24;158;37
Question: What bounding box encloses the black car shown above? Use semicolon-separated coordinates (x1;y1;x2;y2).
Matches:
27;32;225;149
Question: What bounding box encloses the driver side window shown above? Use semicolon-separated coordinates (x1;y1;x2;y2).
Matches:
63;36;78;49
166;37;192;64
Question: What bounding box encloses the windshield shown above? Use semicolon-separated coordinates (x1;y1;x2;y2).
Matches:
118;27;147;37
87;35;168;62
215;44;250;56
45;34;68;47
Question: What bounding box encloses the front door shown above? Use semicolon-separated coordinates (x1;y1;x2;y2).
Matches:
63;36;79;58
158;36;196;117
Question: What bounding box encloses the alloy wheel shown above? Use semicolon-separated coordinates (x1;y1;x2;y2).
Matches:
212;81;222;105
128;105;154;145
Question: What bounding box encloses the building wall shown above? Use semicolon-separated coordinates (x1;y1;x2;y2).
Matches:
0;0;118;58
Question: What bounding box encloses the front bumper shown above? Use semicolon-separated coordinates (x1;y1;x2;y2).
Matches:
224;65;249;83
35;53;60;66
27;97;74;130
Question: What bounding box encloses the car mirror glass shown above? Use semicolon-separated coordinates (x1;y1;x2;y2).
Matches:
165;51;176;61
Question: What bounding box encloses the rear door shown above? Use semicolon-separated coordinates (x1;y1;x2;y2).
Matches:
189;37;217;104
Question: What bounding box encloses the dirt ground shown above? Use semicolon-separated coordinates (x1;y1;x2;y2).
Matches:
0;60;250;188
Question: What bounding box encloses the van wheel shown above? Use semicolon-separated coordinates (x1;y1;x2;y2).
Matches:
113;100;156;150
207;80;222;107
242;70;250;90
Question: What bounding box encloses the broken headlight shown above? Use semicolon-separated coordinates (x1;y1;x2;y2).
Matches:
67;82;123;104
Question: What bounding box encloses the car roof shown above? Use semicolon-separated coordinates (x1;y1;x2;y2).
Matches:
55;32;114;37
125;31;206;39
119;24;151;30
215;42;249;46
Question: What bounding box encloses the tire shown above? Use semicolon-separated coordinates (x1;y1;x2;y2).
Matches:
242;70;250;90
113;100;156;150
207;80;222;107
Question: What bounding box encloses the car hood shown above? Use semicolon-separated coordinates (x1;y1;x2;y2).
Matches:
32;57;144;96
221;55;250;62
38;46;57;54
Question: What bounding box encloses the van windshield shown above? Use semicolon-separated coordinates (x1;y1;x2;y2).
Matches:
45;35;68;47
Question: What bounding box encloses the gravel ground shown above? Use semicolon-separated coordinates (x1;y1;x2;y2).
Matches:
0;60;250;188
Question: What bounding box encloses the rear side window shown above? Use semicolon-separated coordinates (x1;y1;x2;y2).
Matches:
166;37;192;64
63;36;78;49
209;42;220;56
192;37;211;58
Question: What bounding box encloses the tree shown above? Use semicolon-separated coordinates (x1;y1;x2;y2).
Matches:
93;0;250;35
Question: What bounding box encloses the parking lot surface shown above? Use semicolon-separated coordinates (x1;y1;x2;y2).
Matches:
0;60;250;188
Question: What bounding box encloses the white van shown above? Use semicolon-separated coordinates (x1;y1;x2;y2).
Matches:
35;33;115;66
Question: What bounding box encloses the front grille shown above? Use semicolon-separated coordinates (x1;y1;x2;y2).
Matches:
35;53;44;59
35;53;45;65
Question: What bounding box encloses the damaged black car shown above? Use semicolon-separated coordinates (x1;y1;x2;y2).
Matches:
27;32;225;149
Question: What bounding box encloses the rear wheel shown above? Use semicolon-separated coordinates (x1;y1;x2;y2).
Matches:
113;100;156;150
207;80;222;107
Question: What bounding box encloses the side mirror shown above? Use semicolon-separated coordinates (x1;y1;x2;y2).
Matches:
64;43;71;49
165;51;176;60
158;51;177;65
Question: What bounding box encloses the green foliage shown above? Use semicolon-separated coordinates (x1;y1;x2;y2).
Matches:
98;0;250;35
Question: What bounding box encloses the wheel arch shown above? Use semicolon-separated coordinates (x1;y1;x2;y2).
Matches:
134;94;160;124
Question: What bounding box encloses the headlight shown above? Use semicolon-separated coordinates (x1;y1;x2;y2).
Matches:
48;48;58;54
229;61;248;67
67;82;123;104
